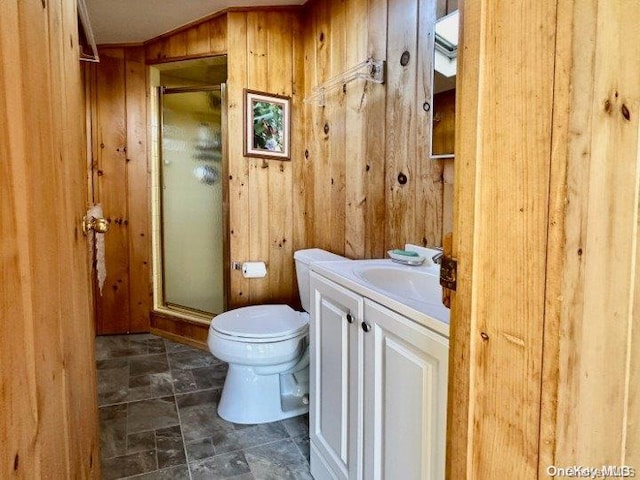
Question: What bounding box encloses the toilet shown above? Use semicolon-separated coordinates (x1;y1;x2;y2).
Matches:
207;248;345;424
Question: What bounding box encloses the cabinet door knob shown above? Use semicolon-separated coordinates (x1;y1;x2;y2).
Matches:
361;321;371;333
346;313;354;324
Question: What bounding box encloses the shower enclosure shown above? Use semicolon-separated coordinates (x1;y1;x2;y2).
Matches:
157;85;227;316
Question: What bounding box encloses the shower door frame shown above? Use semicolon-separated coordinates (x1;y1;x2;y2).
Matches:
155;84;229;321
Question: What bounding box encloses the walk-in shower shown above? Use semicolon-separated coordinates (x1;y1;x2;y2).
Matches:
155;82;227;317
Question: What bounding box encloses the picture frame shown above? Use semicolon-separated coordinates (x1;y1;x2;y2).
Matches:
243;89;291;160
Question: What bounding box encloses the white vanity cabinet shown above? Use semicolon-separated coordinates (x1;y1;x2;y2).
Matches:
309;271;449;480
362;298;448;480
309;272;363;480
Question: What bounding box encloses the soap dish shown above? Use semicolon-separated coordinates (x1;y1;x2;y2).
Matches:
387;250;426;266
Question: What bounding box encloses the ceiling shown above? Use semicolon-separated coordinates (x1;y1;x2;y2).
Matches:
85;0;304;44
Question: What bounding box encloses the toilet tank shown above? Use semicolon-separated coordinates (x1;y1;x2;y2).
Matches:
294;249;346;312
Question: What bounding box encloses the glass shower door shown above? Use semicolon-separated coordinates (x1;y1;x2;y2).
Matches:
160;87;225;315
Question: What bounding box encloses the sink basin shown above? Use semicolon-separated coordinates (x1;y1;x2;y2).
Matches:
353;265;442;305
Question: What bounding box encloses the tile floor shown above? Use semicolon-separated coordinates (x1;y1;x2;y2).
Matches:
96;334;312;480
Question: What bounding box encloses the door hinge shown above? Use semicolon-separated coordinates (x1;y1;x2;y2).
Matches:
439;255;457;291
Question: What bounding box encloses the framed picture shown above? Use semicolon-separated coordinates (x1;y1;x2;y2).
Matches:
244;89;291;160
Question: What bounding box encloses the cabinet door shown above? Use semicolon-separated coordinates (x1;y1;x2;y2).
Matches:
310;272;363;480
363;299;449;480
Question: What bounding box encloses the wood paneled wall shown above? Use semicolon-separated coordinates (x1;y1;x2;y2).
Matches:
87;0;454;317
1;0;100;477
145;13;228;61
448;0;640;477
448;0;558;475
143;9;304;308
301;0;454;259
543;0;640;471
85;47;152;334
226;10;305;307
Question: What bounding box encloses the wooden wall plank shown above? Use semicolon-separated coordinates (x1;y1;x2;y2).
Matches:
548;0;640;467
166;31;188;58
209;16;228;55
538;0;583;470
17;1;69;474
1;4;43;477
266;11;296;304
226;12;251;307
302;0;320;256
446;0;480;474
186;21;211;56
362;0;388;259
343;0;368;259
94;48;132;334
309;0;331;252
447;0;577;477
47;6;76;473
469;1;556;475
55;0;101;472
125;47;152;332
292;7;311;277
145;39;166;63
245;11;271;304
384;0;419;248
326;0;347;256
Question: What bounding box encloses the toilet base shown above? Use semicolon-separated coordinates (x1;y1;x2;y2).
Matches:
217;363;309;424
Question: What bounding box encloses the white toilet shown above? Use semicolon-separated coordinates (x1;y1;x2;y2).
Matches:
207;248;345;424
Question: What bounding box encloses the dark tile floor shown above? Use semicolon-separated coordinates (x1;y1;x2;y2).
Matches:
96;334;311;480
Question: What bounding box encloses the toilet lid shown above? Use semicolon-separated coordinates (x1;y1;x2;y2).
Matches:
211;305;308;340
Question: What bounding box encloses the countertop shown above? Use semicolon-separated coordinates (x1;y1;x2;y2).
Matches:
310;258;450;339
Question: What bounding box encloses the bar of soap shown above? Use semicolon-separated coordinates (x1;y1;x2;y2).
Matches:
390;249;419;257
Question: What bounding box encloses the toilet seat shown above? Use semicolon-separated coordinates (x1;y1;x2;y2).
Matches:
211;305;308;343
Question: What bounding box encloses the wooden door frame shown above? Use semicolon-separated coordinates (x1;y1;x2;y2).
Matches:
84;61;98;325
446;0;640;477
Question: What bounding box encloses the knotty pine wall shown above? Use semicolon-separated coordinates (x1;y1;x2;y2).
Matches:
85;47;152;334
87;0;456;321
1;0;100;477
447;0;640;477
89;10;305;319
145;13;228;61
147;9;305;309
302;0;457;259
542;0;639;471
225;10;306;307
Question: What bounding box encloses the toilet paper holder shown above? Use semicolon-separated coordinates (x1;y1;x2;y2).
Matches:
232;261;269;270
231;261;268;278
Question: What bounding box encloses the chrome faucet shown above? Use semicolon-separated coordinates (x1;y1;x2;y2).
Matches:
431;246;444;265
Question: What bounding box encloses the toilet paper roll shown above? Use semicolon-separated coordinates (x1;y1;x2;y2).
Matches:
242;261;267;278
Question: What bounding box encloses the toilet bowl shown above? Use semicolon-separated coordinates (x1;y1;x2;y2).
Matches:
207;248;346;424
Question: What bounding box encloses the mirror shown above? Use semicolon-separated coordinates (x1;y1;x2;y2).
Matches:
430;9;459;159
